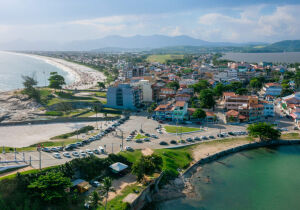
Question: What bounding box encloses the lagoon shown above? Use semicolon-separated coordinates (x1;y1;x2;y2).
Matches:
154;145;300;210
222;52;300;63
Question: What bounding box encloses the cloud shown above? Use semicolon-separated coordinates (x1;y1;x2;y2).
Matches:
196;4;300;42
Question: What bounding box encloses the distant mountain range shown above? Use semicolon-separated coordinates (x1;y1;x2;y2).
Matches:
0;35;299;53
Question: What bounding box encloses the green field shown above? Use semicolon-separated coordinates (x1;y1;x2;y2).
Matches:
146;54;184;64
164;125;201;133
134;133;147;139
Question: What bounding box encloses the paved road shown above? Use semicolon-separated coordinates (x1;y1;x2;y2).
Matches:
0;109;296;169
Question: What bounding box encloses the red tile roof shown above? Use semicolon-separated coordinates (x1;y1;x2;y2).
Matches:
226;110;239;117
223;92;236;97
175;101;186;107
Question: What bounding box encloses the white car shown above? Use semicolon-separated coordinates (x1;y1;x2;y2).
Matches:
86;149;94;155
80;150;87;157
63;152;71;158
72;151;79;157
53;153;61;159
98;146;105;153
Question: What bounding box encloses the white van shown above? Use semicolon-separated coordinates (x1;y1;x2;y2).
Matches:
98;146;105;154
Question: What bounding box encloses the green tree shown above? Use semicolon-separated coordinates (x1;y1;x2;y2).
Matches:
247;122;281;141
90;191;101;208
97;82;106;89
21;75;40;101
250;78;263;90
101;177;114;210
199;89;216;109
147;102;157;114
28;171;71;203
166;81;180;90
213;83;225;97
225;81;243;92
190;80;210;93
192;108;206;120
235;88;248;95
48;72;66;90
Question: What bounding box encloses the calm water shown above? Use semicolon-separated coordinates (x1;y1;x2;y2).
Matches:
0;52;74;91
222;52;300;63
154;145;300;210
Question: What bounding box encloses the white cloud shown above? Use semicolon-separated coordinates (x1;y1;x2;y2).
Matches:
196;5;300;42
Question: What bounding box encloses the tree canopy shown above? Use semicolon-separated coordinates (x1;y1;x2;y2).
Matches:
166;81;180;90
21;74;40;101
192;108;206;119
189;80;210;93
48;72;66;90
199;89;216;109
28;171;71;203
247;122;281;141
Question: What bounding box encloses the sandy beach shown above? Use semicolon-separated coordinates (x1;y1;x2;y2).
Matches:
4;51;106;90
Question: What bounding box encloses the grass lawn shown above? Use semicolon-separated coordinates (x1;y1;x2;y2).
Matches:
134;133;147;139
164;125;201;133
94;92;107;98
98;183;145;210
146;54;184;64
154;147;193;173
280;132;300;140
120;150;142;164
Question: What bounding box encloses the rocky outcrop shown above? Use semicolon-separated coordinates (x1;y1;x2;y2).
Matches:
0;91;43;123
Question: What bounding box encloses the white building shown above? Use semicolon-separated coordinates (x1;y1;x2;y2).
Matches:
131;80;153;102
262;101;275;117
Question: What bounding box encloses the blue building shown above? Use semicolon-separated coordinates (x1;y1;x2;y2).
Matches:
107;84;142;110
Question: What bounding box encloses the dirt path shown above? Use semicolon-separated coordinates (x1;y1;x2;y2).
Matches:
141;148;153;156
0;166;34;178
107;173;137;201
192;138;254;163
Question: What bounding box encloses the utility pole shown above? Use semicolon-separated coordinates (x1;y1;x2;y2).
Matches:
39;148;41;170
14;148;17;162
112;143;114;154
121;130;124;151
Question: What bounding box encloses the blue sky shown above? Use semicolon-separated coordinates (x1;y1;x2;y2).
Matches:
0;0;300;43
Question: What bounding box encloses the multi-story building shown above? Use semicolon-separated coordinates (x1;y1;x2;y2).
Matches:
262;101;275;117
131;80;152;102
262;83;282;97
121;64;145;79
172;101;188;122
107;84;142;110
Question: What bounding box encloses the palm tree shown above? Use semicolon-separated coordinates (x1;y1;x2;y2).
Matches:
102;177;115;210
90;191;101;208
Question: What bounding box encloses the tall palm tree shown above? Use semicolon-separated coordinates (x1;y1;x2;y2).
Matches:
102;177;115;210
90;191;101;208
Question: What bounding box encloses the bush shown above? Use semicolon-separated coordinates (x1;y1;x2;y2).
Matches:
45;111;63;116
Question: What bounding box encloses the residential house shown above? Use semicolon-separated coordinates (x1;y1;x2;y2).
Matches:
131;80;153;102
172;101;188;122
153;103;173;120
262;83;282;97
175;94;191;102
159;88;176;99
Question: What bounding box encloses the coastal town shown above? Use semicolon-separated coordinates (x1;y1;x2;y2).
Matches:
0;50;299;209
0;1;300;210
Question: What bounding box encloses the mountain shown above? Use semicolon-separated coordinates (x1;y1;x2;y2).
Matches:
0;35;264;51
243;40;300;52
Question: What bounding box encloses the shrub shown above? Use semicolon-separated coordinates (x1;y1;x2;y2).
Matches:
45;111;63;116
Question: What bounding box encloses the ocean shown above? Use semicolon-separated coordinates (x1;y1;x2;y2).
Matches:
0;52;74;92
152;145;300;210
222;52;300;63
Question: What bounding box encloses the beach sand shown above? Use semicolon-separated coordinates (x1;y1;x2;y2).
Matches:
4;51;106;90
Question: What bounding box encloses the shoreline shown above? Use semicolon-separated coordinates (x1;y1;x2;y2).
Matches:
149;139;300;205
0;51;106;90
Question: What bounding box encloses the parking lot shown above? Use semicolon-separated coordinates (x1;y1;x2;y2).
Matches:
0;108;296;169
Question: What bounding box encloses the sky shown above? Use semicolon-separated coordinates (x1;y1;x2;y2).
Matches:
0;0;300;43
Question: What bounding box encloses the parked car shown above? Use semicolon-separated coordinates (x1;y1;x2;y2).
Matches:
125;146;134;151
51;147;58;152
53;153;61;159
80;150;87;157
72;151;79;157
86;149;94;155
178;139;185;144
76;142;83;147
135;139;143;143
42;147;51;152
63;152;71;158
201;136;208;140
145;133;150;137
194;136;201;141
186;138;193;142
93;149;100;154
144;138;151;142
90;181;101;187
170;140;177;144
151;134;158;139
159;141;168;145
98;146;105;153
209;135;215;139
228;132;235;136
